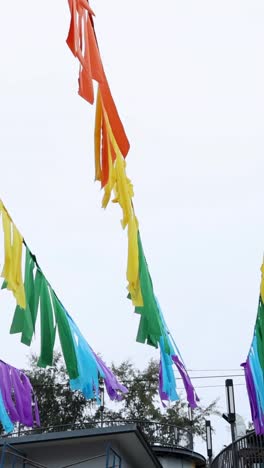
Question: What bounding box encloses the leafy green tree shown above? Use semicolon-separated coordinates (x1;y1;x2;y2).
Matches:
23;353;219;441
25;352;93;429
107;358;220;440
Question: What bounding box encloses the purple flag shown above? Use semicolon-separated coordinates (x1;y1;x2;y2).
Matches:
0;360;40;429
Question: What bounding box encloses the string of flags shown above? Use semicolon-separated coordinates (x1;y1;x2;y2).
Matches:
65;0;198;408
0;200;127;431
64;0;264;436
242;263;264;434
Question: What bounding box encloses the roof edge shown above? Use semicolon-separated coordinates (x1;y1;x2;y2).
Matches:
134;425;163;468
153;445;206;467
0;424;139;446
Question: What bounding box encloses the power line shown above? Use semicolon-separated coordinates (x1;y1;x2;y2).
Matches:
30;382;247;392
179;374;244;380
177;383;246;390
30;375;245;388
27;371;245;390
186;369;242;372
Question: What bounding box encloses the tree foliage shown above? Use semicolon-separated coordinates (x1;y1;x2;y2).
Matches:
25;353;92;429
24;352;219;440
107;358;220;439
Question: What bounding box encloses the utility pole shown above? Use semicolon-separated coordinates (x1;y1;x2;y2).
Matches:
205;420;213;467
99;378;105;428
222;379;238;468
188;405;194;450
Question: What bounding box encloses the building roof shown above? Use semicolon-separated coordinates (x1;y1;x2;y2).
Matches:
0;424;162;468
0;424;206;467
153;445;206;467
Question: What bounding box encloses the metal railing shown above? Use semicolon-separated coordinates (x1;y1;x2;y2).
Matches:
3;420;193;450
212;430;264;467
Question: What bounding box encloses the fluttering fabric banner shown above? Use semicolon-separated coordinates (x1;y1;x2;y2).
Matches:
242;264;264;434
0;200;127;407
1;201;25;309
66;311;128;400
65;0;198;407
0;360;40;433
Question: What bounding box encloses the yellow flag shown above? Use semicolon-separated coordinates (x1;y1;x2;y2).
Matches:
0;202;26;309
260;262;264;303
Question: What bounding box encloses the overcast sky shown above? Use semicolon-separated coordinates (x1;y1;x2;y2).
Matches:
1;0;264;456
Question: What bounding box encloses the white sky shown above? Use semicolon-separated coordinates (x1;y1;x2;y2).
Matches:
1;0;264;457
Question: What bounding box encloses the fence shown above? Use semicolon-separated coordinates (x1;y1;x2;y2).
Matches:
212;430;264;467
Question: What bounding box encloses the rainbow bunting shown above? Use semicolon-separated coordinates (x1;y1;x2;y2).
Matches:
66;0;198;407
0;200;127;407
242;264;264;434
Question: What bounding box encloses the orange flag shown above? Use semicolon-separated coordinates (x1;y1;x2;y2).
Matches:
66;0;130;165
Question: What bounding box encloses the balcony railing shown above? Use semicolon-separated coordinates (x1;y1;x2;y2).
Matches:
212;430;264;467
3;420;193;451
